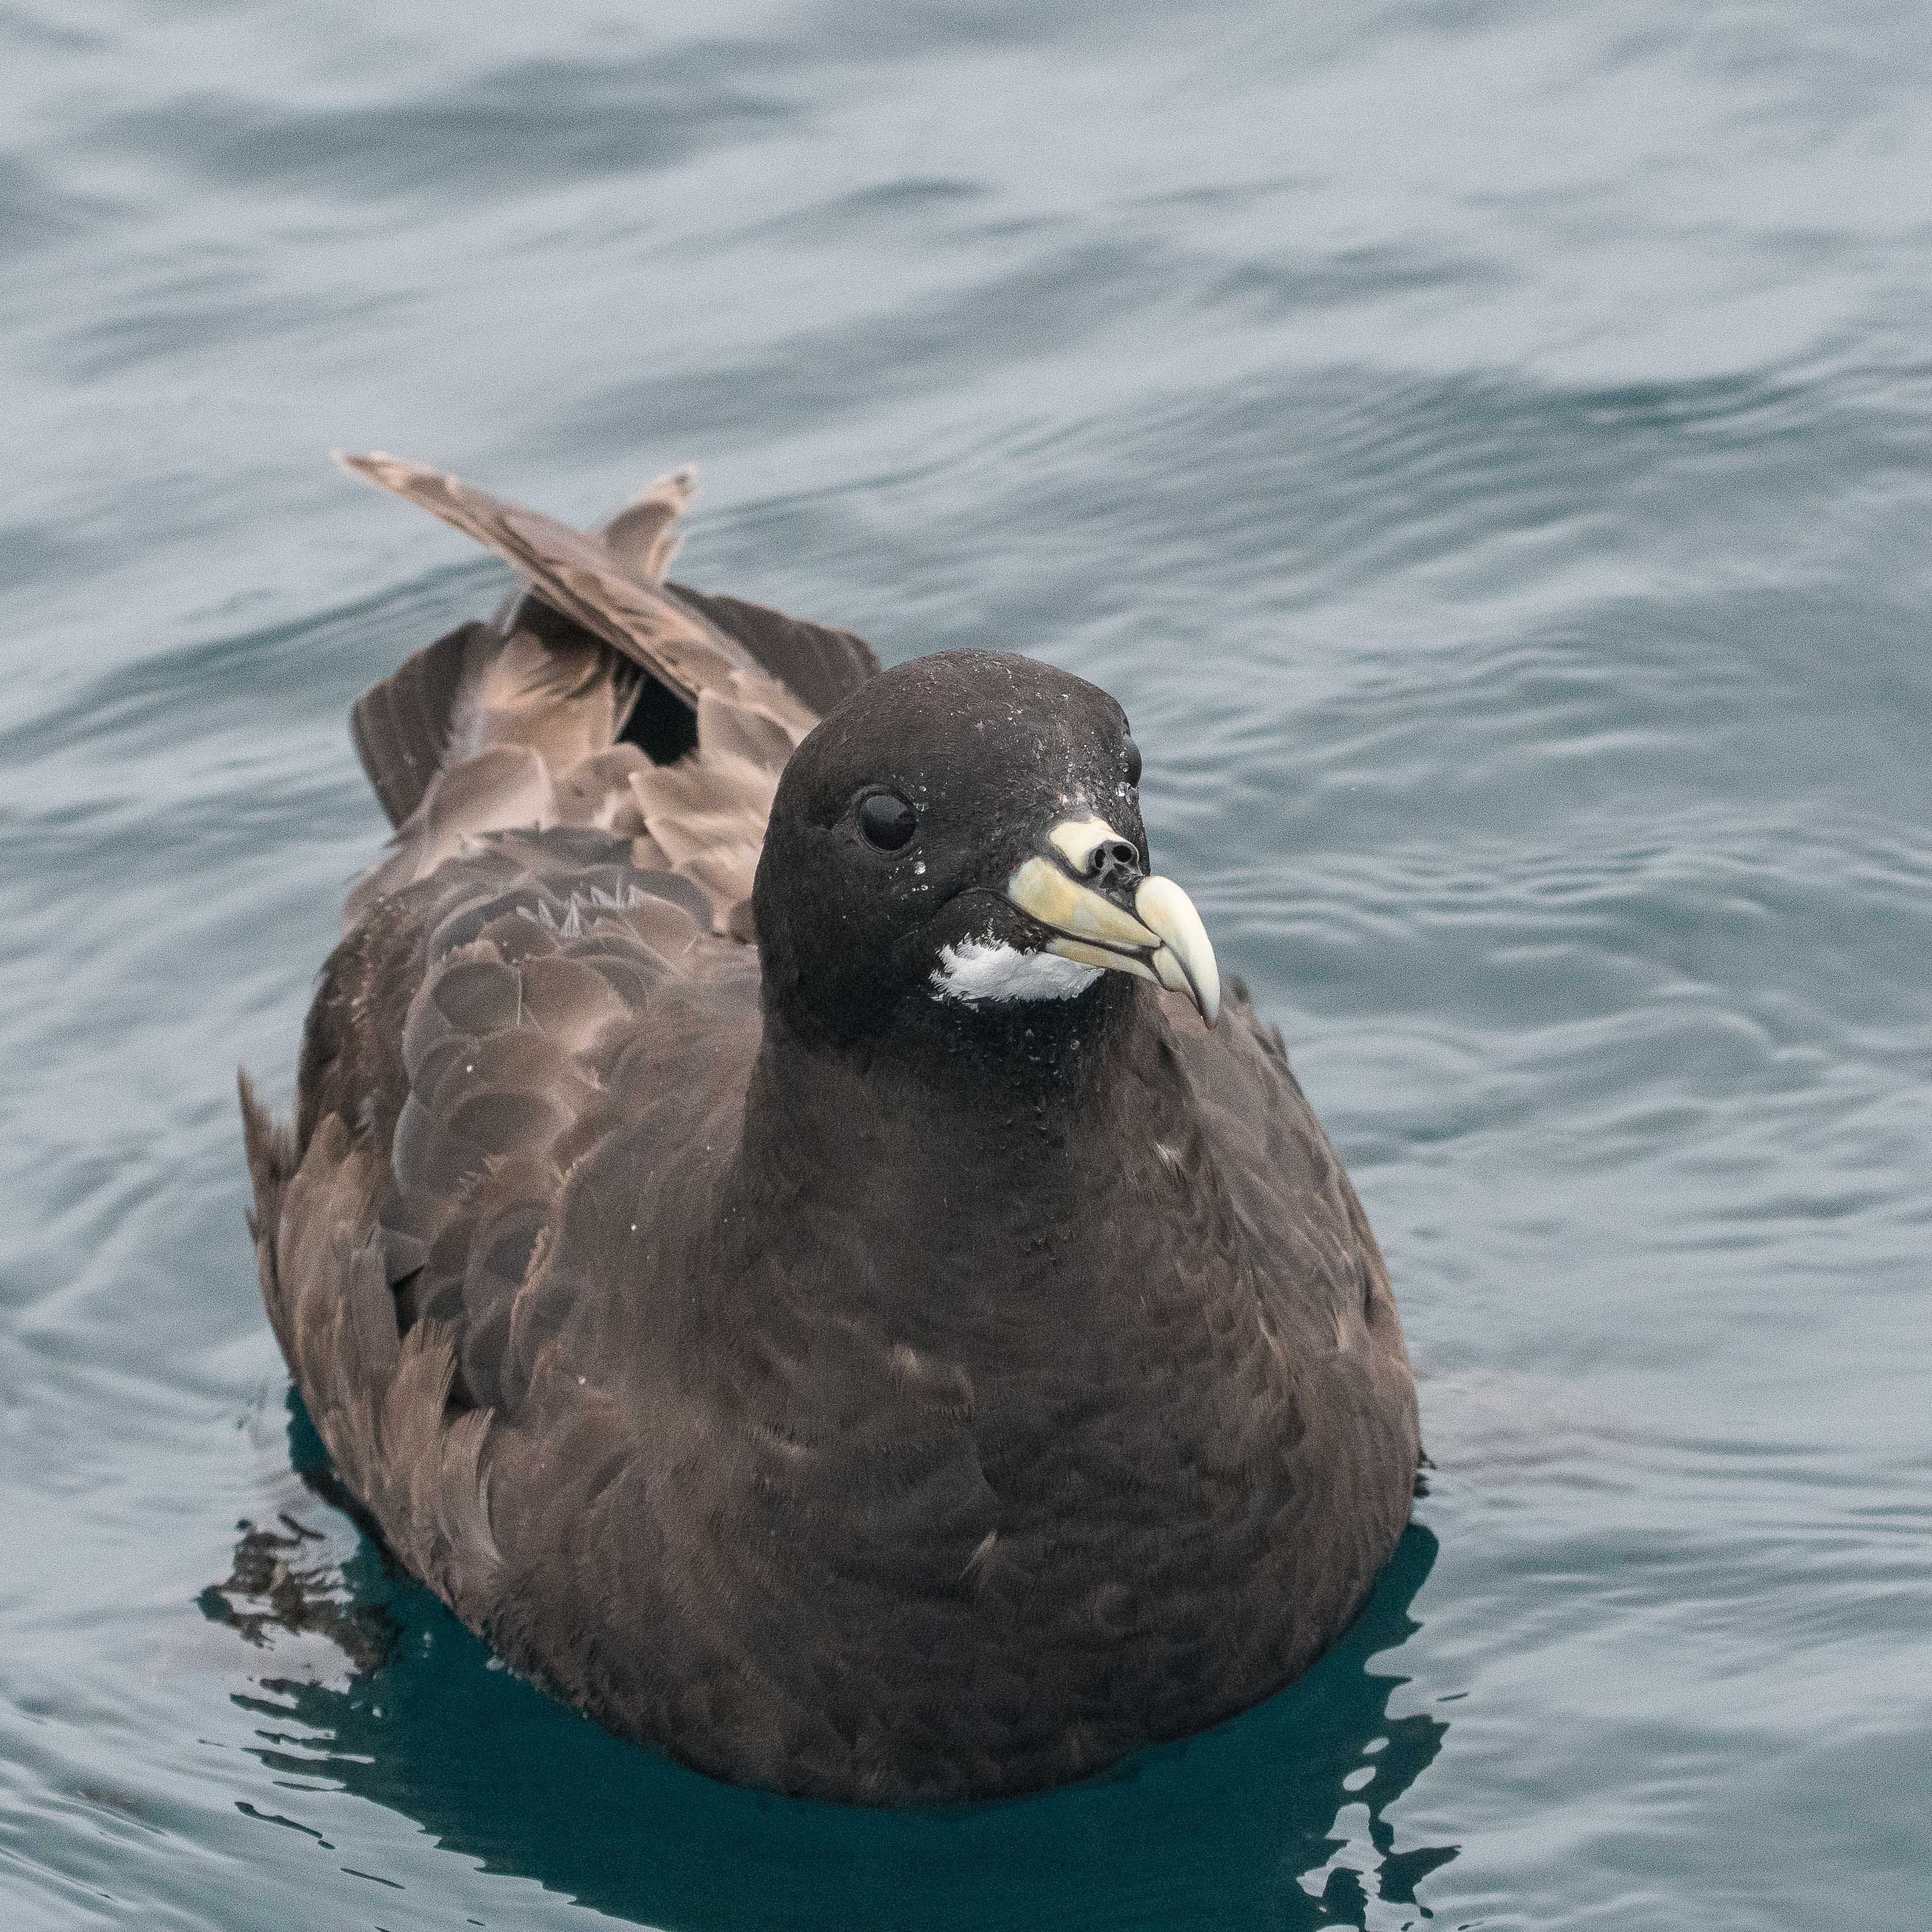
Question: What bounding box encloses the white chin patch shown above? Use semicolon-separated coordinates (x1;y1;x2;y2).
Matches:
930;935;1103;1007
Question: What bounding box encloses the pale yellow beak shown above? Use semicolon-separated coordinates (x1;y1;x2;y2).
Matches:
1004;815;1221;1027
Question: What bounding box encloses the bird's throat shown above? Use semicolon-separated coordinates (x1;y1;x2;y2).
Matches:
721;987;1223;1353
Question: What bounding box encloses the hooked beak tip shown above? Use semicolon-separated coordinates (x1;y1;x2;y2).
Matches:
1135;873;1220;1028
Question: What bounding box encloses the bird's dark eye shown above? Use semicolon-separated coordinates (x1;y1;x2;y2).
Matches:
856;792;918;851
1122;737;1143;787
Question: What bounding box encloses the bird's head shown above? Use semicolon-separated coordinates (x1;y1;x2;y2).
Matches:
752;650;1218;1053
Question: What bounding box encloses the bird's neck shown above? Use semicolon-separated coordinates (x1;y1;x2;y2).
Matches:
721;982;1235;1352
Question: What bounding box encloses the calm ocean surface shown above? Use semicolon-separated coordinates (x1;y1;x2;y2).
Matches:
3;2;1928;1926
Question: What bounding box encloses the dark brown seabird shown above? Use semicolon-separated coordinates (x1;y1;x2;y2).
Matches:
239;454;1419;1806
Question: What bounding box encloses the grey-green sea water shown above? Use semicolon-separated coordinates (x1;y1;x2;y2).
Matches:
3;2;1928;1927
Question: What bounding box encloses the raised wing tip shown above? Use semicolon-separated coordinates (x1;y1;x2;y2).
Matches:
627;465;698;508
340;446;460;498
334;449;417;489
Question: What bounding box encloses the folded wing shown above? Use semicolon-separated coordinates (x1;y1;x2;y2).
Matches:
337;454;879;935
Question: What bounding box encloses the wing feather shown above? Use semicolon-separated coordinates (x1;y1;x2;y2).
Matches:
350;620;485;830
336;454;872;934
337;451;787;716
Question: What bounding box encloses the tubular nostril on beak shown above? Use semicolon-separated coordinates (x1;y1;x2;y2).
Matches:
1086;838;1142;893
1046;817;1148;901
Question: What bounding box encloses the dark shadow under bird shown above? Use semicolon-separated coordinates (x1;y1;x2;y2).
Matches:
239;454;1418;1806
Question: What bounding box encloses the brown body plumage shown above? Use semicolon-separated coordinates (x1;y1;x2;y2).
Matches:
241;457;1418;1804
